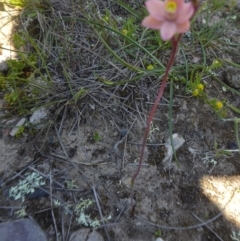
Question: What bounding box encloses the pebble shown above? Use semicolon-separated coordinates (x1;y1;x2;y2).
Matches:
156;238;164;241
0;99;5;109
197;227;203;232
9;117;26;136
0;61;8;72
30;107;49;127
0;219;48;241
69;228;104;241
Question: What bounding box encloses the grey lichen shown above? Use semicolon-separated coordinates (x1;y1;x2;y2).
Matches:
74;198;100;227
9;172;45;202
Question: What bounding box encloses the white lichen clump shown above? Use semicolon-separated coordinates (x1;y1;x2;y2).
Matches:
74;199;111;227
74;198;100;227
9;172;45;202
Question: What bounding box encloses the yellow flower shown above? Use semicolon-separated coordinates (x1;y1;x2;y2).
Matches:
103;16;109;22
121;29;128;35
213;59;220;65
147;64;154;70
215;101;223;110
197;83;204;91
192;89;199;96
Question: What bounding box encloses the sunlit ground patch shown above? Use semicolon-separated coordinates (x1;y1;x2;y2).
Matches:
200;175;240;228
0;3;18;64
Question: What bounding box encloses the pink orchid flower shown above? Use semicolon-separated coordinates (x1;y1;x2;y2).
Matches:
142;0;194;41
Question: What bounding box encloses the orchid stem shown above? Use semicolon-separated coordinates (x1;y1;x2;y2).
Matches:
130;34;182;202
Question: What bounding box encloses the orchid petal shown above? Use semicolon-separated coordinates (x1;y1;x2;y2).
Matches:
176;3;194;24
160;21;177;40
145;0;165;21
142;16;163;29
176;21;190;33
170;0;184;8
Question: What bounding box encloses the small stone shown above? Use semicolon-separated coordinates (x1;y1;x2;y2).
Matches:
228;141;238;150
197;227;203;232
70;229;104;241
87;230;104;241
9;118;26;136
121;177;131;188
70;228;90;241
30;108;48;127
0;99;6;109
0;61;8;72
120;128;127;138
163;133;185;162
89;104;95;110
149;215;157;223
0;219;48;241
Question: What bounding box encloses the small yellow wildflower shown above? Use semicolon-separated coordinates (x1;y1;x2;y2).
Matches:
103;16;109;22
197;83;204;91
121;29;128;35
192;89;199;96
215;101;223;110
213;59;220;65
147;64;154;70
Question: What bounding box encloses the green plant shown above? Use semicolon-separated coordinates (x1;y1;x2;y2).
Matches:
154;230;162;238
12;33;26;49
1;48;53;117
2;57;34;113
120;16;138;42
93;132;102;142
207;99;227;118
210;0;225;10
188;71;205;97
4;0;28;8
213;141;232;158
15;125;25;138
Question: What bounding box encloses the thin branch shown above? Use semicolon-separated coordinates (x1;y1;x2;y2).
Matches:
134;212;222;231
190;212;224;241
49;168;59;241
92;186;110;241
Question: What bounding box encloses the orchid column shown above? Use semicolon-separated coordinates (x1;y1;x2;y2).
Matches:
131;0;198;197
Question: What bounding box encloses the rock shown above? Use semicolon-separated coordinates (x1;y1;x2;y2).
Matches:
197;227;203;232
70;228;104;241
223;68;240;89
163;133;185;163
9;117;26;136
87;230;104;241
0;99;6;109
70;228;90;241
156;238;164;241
0;219;48;241
30;107;49;128
0;61;8;72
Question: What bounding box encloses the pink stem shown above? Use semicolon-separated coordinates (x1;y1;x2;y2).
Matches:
131;34;182;197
